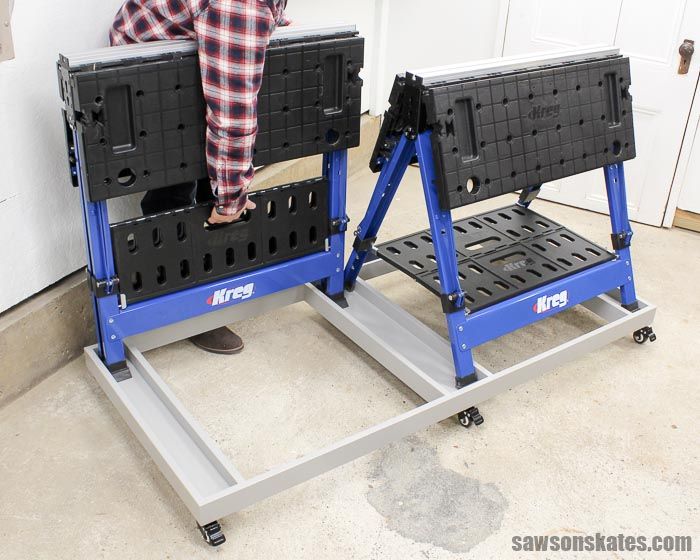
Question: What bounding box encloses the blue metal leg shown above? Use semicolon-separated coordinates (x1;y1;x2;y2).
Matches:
324;150;349;298
415;132;475;385
74;130;125;371
604;163;638;309
344;135;416;290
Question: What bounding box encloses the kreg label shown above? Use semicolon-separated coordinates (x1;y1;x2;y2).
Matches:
533;290;569;314
528;103;560;121
207;283;255;307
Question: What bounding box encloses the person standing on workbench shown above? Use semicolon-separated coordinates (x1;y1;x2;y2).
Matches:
110;0;290;355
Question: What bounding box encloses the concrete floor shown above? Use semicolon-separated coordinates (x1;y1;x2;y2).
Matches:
1;165;699;559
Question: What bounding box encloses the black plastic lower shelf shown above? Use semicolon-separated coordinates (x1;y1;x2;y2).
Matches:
376;205;615;312
111;177;330;304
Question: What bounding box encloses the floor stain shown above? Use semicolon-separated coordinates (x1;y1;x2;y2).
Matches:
367;436;507;553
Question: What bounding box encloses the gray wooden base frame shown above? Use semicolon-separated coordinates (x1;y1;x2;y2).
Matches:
85;260;656;526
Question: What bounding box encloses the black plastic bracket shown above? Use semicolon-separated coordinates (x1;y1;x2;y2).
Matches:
330;216;349;235
330;292;349;309
455;373;478;390
518;186;542;206
107;360;131;382
86;269;119;298
611;231;633;251
352;235;377;253
440;291;466;314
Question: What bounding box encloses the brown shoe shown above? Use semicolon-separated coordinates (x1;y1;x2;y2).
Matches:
190;327;244;355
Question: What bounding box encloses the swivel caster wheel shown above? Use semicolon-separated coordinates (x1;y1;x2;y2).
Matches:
458;407;484;428
198;520;226;547
633;326;656;344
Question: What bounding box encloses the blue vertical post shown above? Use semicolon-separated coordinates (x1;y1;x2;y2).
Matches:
73;130;125;371
344;135;416;290
604;162;638;309
415;132;475;386
324;150;349;298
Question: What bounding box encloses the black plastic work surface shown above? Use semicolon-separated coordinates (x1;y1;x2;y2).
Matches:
375;205;615;312
59;35;363;201
371;56;636;211
111;177;329;304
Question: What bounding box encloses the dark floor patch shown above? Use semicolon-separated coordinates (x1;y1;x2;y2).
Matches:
367;436;506;553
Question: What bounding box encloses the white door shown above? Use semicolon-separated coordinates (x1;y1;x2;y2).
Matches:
502;0;700;226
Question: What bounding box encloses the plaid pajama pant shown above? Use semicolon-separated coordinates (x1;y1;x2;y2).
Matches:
111;0;289;215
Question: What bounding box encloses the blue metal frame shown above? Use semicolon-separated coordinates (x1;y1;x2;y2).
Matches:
344;131;640;386
73;128;348;371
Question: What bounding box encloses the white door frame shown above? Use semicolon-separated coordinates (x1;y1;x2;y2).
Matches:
662;76;700;226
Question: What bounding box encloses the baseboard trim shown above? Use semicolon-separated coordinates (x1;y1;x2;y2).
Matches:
673;209;700;233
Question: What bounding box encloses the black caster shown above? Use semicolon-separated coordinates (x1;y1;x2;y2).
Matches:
633;326;656;344
198;520;226;547
458;407;484;428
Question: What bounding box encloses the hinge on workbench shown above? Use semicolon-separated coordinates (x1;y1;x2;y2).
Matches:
440;291;467;314
86;269;120;298
352;235;377;253
330;216;349;235
611;230;633;251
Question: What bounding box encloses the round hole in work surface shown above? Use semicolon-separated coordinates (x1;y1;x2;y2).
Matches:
177;124;185;131
528;93;534;100
466;177;480;194
94;96;103;104
117;168;136;187
139;130;148;138
282;68;289;76
136;90;144;97
611;140;623;156
180;162;188;170
447;108;454;116
283;105;290;113
475;103;482;110
326;129;340;145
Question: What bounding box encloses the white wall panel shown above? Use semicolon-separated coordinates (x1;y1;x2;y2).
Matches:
371;0;503;114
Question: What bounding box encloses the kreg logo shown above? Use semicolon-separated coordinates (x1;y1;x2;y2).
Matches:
533;290;569;314
528;104;560;121
503;258;535;272
207;283;255;307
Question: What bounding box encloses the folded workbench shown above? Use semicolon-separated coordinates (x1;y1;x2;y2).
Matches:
59;36;656;547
